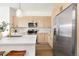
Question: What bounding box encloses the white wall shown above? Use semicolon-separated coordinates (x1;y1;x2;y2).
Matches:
23;11;51;16
9;7;16;27
0;7;16;37
0;7;9;23
0;7;10;37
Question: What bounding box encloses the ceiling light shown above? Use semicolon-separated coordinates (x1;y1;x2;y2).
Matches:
16;3;23;17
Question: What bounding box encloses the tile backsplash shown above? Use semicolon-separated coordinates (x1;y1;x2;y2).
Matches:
11;27;28;35
11;27;51;35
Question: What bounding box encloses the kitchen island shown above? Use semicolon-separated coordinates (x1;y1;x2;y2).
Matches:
0;35;37;56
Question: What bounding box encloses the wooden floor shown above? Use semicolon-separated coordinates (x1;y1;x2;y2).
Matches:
36;43;53;56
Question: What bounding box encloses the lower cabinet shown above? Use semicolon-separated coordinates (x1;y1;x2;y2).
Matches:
37;33;50;44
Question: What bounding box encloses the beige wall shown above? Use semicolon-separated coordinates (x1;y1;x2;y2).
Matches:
10;7;16;28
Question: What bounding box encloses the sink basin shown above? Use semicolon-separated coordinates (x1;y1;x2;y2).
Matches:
7;35;22;37
7;33;23;37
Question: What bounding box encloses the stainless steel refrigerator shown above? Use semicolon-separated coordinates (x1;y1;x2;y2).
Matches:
53;4;77;56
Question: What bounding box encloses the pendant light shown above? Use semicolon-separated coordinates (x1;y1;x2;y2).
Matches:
16;3;23;17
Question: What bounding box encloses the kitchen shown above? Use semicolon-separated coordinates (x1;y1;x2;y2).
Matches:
0;3;52;56
0;3;79;56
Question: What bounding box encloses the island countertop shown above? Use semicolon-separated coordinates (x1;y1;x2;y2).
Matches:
0;35;37;56
0;35;37;45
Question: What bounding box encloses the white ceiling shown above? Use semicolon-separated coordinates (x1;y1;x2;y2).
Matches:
0;3;54;16
0;3;53;11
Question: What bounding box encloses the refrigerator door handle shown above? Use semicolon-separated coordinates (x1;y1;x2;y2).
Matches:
54;28;56;36
54;27;59;41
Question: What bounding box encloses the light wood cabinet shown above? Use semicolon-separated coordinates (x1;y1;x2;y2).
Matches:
37;33;45;43
53;4;62;16
37;33;50;44
37;17;44;28
53;3;71;16
62;4;71;10
12;16;18;27
44;17;51;28
44;33;50;43
12;16;51;28
37;16;51;28
13;17;32;27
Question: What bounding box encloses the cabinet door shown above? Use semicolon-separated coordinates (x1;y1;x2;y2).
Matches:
53;4;62;16
12;16;18;27
16;17;24;27
62;4;71;10
53;3;71;16
44;17;51;28
37;33;50;44
44;33;49;43
37;17;44;28
13;16;51;28
37;33;45;43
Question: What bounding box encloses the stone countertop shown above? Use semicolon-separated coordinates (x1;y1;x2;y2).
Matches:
0;35;37;45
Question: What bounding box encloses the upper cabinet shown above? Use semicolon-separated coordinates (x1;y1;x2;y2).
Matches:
13;16;51;28
52;4;61;17
62;4;71;10
52;3;71;17
36;16;51;28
